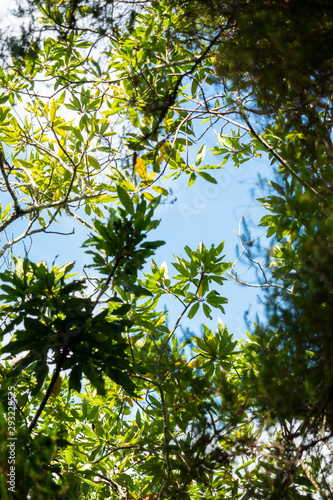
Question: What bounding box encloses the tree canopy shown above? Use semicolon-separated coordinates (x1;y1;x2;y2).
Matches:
1;1;333;499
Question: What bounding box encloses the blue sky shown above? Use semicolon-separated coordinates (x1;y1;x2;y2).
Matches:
13;142;269;344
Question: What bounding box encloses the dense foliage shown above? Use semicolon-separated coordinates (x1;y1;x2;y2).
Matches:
0;1;332;498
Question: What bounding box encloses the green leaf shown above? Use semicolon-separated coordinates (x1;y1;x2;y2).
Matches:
203;302;212;319
117;185;134;215
198;171;217;184
87;155;100;170
188;301;200;319
69;365;82;393
1;203;12;221
195;144;206;166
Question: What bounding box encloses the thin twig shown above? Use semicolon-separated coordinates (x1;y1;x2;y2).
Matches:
229;216;292;292
28;349;69;433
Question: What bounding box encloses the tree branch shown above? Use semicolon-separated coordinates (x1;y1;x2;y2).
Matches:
28;348;69;433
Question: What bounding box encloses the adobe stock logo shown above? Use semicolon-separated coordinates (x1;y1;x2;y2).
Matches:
177;165;242;222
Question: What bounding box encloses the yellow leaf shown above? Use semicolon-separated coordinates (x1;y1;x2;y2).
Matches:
55;126;65;138
159;142;170;155
198;283;203;297
143;192;154;201
289;231;297;245
187;358;204;368
135;157;147;180
96;194;117;203
174;357;186;369
155;313;167;327
156;142;170;165
51;375;62;398
152;185;168;196
164;117;174;130
121;181;136;191
106;84;122;95
91;204;104;217
50;100;56;122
